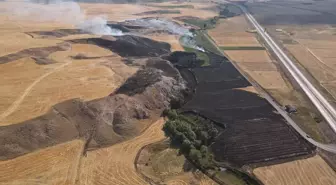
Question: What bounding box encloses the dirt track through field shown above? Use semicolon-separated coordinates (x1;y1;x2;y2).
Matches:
77;118;165;185
0;60;71;123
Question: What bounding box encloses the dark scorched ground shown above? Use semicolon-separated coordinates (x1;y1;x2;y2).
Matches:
171;51;315;167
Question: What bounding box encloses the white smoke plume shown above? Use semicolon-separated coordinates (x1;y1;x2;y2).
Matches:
180;36;205;52
78;16;123;35
1;0;123;36
128;18;204;52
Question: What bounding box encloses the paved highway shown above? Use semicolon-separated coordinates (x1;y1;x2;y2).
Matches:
237;5;336;134
208;1;336;153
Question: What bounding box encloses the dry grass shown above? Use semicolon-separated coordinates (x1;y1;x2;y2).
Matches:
80;3;156;21
254;155;336;185
235;86;259;94
225;50;272;63
0;45;136;125
248;71;288;90
0;140;85;185
224;50;288;90
76;118;165;185
137;141;218;185
285;44;336;83
208;16;261;47
147;34;184;51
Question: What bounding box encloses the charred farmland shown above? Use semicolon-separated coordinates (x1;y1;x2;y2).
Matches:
168;51;315;167
70;35;171;57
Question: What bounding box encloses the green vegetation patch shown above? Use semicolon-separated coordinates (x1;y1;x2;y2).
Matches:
182;46;210;66
195;31;222;55
215;170;246;185
219;4;242;18
163;110;219;170
220;46;266;50
180;17;219;29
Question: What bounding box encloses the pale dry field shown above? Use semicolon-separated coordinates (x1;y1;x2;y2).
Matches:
0;45;136;125
77;118;165;185
225;50;288;90
208;14;289;91
282;34;336;100
254;155;336;185
137;142;217;185
147;34;184;51
208;16;261;47
225;50;272;63
0;140;85;185
80;1;217;21
285;44;336;83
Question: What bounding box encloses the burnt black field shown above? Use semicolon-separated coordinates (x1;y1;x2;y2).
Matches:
171;51;315;167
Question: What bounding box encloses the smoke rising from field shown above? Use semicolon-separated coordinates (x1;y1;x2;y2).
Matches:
128;18;204;52
2;0;123;36
78;17;123;35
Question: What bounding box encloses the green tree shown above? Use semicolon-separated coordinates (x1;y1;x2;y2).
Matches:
181;139;192;154
189;148;201;162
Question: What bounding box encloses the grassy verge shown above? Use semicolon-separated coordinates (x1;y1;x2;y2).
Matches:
181;17;219;29
214;170;247;185
182;46;210;66
194;30;222;55
220;46;265;50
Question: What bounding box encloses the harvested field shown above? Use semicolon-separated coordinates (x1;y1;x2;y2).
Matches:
254;155;336;185
0;47;131;125
0;139;84;185
79;3;156;21
0;56;186;160
0;42;70;64
225;50;272;63
76;118;165;185
147;34;184;51
248;71;288;89
137;141;218;185
208;16;261;47
285;44;336;83
236;62;277;71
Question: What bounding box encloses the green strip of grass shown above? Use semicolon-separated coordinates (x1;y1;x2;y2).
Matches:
183;46;210;66
215;171;246;185
220;46;265;50
195;31;222;55
181;17;218;29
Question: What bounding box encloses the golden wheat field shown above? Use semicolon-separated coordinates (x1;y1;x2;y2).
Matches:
76;118;165;185
254;155;336;185
208;16;261;47
0;140;85;185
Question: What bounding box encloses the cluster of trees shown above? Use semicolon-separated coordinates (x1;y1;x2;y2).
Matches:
202;16;219;29
163;110;218;169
